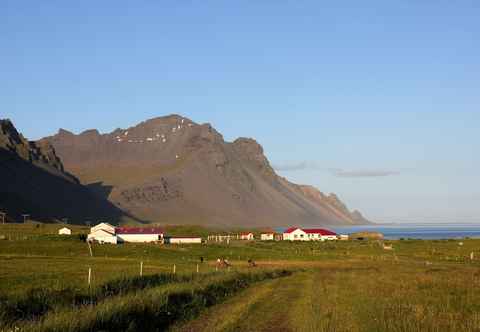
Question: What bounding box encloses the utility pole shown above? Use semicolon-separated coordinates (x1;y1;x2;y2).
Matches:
22;214;29;224
0;212;6;224
62;218;68;225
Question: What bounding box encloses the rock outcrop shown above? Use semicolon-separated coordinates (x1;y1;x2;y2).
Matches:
0;119;128;223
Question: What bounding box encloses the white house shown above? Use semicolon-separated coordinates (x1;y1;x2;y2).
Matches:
260;233;275;241
283;227;338;241
58;227;72;235
91;222;115;234
303;229;338;241
87;229;117;244
116;227;164;243
165;237;202;244
283;228;308;241
240;232;254;241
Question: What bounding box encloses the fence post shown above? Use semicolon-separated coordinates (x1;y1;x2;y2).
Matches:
88;267;92;287
196;264;199;273
140;261;143;276
173;264;176;274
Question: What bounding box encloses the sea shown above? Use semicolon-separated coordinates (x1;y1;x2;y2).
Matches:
329;224;480;240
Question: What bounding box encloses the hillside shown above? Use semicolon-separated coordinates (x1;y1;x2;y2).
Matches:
0;119;129;224
42;115;369;227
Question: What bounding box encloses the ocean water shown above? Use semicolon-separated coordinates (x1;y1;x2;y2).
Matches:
330;224;480;240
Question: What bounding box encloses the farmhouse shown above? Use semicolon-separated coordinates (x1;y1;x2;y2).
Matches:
58;227;72;235
164;237;202;244
116;227;164;243
283;227;338;241
283;228;308;241
240;232;254;241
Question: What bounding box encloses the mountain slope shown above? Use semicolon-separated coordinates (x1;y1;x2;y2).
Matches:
42;115;369;227
0;119;129;224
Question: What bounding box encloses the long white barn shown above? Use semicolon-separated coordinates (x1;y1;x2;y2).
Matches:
87;223;164;244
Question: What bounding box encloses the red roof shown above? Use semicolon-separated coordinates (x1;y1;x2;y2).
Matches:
303;228;337;236
115;227;164;235
284;227;301;234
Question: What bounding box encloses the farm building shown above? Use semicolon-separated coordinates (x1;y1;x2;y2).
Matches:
283;227;338;241
164;237;202;244
87;229;117;244
338;234;349;241
240;232;254;241
303;229;338;241
260;233;275;241
91;222;115;234
116;227;164;243
283;228;308;241
58;227;72;235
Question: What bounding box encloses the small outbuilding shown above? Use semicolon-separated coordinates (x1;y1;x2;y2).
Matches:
260;233;275;241
240;232;254;241
58;227;72;235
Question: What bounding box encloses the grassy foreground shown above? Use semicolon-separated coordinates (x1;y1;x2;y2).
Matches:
2;224;480;331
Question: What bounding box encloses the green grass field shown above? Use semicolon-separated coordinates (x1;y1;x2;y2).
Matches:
1;223;480;331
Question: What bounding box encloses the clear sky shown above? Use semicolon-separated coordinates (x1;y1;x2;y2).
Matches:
2;1;479;223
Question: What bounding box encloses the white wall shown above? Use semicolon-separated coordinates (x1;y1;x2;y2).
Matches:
117;234;161;243
87;233;117;244
168;238;202;244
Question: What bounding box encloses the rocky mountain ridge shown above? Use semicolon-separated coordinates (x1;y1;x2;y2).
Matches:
0;119;128;223
42;115;370;227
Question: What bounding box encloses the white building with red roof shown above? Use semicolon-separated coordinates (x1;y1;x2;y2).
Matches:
283;227;337;241
303;228;338;241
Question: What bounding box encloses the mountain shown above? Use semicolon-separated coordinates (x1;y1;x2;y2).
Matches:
0;119;129;224
42;115;370;227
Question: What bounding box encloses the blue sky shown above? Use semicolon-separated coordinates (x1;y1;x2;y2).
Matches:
1;1;479;222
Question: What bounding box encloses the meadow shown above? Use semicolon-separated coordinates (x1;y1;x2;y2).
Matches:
1;223;480;331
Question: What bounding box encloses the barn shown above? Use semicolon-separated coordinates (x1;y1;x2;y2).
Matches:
116;227;164;243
